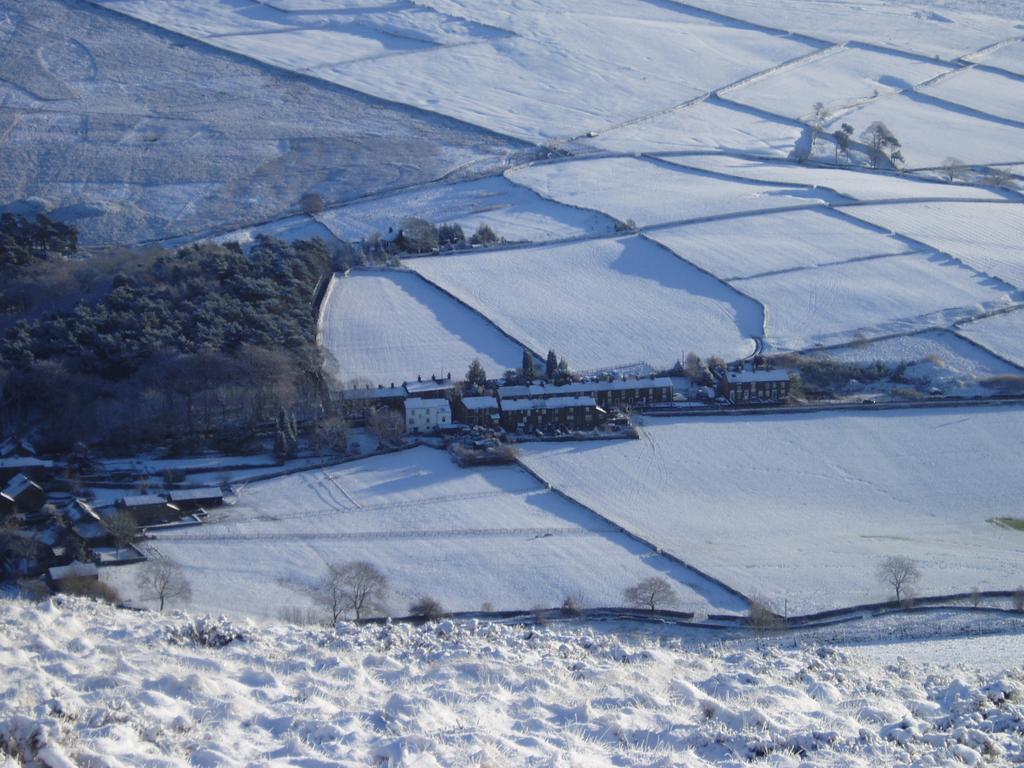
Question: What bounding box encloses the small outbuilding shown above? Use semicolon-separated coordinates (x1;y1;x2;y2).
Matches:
0;473;47;515
115;494;181;526
167;487;224;512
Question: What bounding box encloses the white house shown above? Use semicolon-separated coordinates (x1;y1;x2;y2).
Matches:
404;397;452;433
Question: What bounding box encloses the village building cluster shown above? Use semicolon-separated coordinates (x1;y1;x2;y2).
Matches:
337;359;792;437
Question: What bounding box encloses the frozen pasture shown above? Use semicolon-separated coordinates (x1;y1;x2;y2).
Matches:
723;45;952;121
958;309;1024;369
315;176;614;244
521;406;1024;614
670;154;1006;202
408;235;761;370
827;93;1024;167
104;446;739;618
807;329;1023;394
318;270;521;386
648;208;910;280
0;0;517;245
578;98;804;157
508;157;838;228
733;251;1015;351
682;0;1017;59
319;0;817;141
923;66;1024;124
846;201;1024;291
6;597;1024;767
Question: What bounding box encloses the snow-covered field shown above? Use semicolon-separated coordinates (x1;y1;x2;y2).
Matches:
807;329;1023;393
509;157;838;228
648;208;910;280
320;1;817;142
318;271;522;386
670;154;1006;202
683;0;1017;58
578;98;804;157
958;309;1024;368
733;251;1013;350
521;407;1024;614
723;45;952;121
408;236;761;369
6;596;1024;767
315;176;614;244
846;201;1024;290
104;447;742;618
971;40;1024;75
924;66;1024;124
827;93;1024;167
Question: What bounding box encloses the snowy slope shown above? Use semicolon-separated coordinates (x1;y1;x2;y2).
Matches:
408;236;761;369
521;406;1024;613
648;208;910;280
733;251;1014;350
5;596;1024;767
315;176;614;244
104;447;741;617
318;270;522;386
958;309;1024;368
509;157;839;228
970;40;1024;76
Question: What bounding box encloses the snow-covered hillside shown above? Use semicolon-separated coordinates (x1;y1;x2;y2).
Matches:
3;596;1024;767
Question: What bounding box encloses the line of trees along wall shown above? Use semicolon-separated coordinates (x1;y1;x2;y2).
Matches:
0;219;335;453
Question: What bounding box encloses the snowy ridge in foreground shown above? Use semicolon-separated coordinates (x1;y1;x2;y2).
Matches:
2;597;1023;766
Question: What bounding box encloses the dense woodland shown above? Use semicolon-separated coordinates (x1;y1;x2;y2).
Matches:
0;217;334;452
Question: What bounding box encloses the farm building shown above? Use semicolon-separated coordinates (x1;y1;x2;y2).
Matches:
168;487;224;512
64;499;111;546
0;437;35;458
500;396;604;432
0;457;54;483
115;495;182;526
497;377;673;410
458;396;500;428
721;369;791;404
405;398;453;433
0;474;47;516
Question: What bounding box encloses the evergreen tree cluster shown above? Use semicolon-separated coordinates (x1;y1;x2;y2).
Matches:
0;213;78;268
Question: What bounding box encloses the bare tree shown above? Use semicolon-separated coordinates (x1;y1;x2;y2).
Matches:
314;561;387;622
941;157;969;183
877;555;921;605
623;577;678;611
683;352;704;381
136;554;192;611
106;511;138;559
300;192;325;215
366;408;404;445
748;598;787;632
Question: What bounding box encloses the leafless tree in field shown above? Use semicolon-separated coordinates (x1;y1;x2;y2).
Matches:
877;555;921;605
623;577;678;611
136;554;192;612
106;511;138;558
366;408;405;445
314;561;387;622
